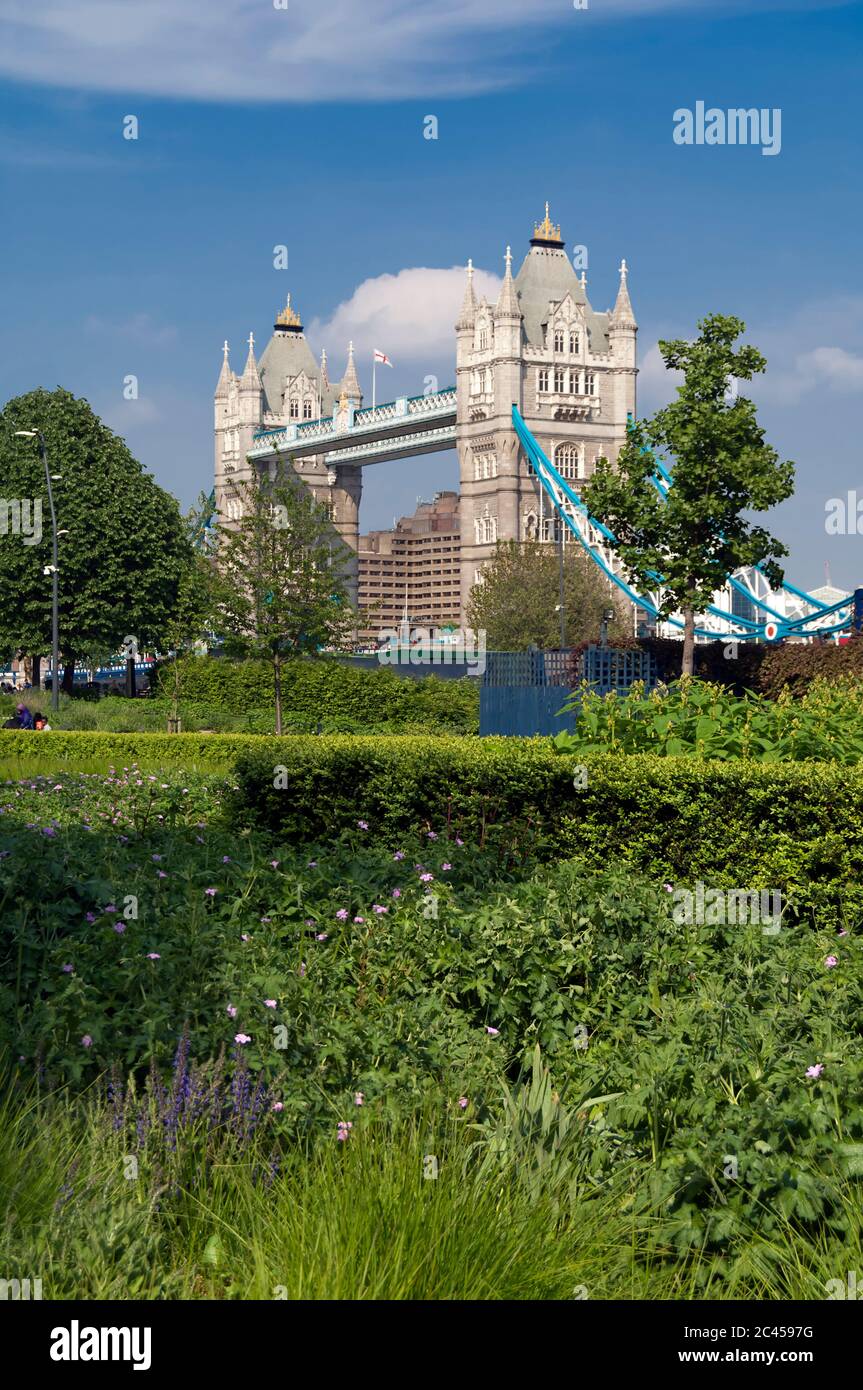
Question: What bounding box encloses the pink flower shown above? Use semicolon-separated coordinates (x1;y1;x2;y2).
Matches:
264;999;277;1008
354;1092;364;1106
427;831;438;840
307;860;318;868
485;1026;500;1036
336;909;348;920
825;955;839;968
204;887;217;897
241;933;251;942
270;860;280;869
455;837;464;847
838;929;848;937
152;854;162;862
146;952;161;960
392;888;401;899
393;851;405;861
62;963;74;973
234;1033;251;1045
113;921;126;934
373;904;388;915
441;863;452;871
223;856;231;863
353;916;365;924
316;932;329;942
420;872;434;883
357;820;368;830
81;1034;93;1048
272;1101;284;1112
806;1063;824;1079
157;871;167;879
458;1097;468;1110
227;1004;237;1018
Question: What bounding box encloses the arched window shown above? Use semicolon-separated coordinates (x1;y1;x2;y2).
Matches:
554;368;566;392
303;399;313;419
289;398;299;419
553;329;565;352
570;370;582;395
584;373;595;396
478;328;488;350
569;332;579;354
538;369;549;394
482;513;497;544
555;444;579;480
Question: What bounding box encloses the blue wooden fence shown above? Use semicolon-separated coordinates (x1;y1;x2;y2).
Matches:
480;646;655;738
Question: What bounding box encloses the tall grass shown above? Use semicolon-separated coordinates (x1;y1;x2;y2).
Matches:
1;1080;859;1301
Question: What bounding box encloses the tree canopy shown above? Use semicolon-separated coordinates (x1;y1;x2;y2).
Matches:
581;314;794;674
466;539;629;651
0;388;194;673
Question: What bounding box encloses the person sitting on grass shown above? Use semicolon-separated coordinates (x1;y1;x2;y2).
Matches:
15;704;34;730
33;713;51;731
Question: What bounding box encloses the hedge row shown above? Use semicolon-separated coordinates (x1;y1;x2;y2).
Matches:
155;656;479;731
227;737;863;928
0;729;261;770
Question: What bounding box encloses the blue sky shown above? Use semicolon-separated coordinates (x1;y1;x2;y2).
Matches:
1;0;861;591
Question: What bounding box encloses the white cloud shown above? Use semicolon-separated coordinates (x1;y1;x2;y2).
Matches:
307;264;501;364
0;0;848;103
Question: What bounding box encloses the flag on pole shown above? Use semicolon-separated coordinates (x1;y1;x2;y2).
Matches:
373;349;393;367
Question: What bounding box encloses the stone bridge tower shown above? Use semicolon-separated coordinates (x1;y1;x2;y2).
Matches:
214;297;363;602
455;206;637;621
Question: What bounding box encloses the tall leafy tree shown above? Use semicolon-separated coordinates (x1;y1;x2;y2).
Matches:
582;314;794;675
466;539;628;651
0;388;194;688
213;463;355;733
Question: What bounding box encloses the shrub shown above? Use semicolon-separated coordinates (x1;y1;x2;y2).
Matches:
227;735;863;928
758;636;863;699
155;656;479;732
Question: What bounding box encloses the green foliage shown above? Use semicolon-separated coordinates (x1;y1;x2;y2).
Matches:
465;539;627;650
758;637;863;700
554;675;863;762
0;388;194;663
155;656;479;732
227;733;863;928
582;315;794;670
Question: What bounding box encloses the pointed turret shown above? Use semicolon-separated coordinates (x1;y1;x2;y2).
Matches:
610;259;637;329
494;245;522;321
240;331;262;387
456;259;477;330
339;341;362;403
320;347;330;391
215;340;232;396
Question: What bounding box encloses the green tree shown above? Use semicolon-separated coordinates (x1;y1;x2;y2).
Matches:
213;463;355;733
0;388;194;689
466;539;628;651
582;314;794;675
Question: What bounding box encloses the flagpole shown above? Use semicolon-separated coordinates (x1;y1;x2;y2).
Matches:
372;356;376;410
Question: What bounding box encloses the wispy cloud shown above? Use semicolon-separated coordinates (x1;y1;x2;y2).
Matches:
84;313;178;348
1;0;852;104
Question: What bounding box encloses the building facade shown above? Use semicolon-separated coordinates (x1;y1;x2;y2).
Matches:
455;206;637;618
357;491;460;640
214;206;636;626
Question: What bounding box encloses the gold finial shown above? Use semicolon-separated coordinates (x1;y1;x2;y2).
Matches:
532;202;563;244
276;293;302;328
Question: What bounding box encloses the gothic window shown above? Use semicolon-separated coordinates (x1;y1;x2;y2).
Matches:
538;369;549;394
482;513;497;544
289;398;299;419
482;369;490;393
478;328;488;350
555;444;580;480
554;329;565;352
569;332;579;354
570;370;582;395
584;372;595;396
554;368;566;392
303;399;313;419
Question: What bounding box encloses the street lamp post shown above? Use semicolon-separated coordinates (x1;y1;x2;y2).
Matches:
14;430;60;712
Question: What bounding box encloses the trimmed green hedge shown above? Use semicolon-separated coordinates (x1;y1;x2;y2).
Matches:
0;729;259;771
228;736;863;927
155;656;479;732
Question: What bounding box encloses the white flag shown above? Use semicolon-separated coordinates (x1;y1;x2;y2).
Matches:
373;349;393;367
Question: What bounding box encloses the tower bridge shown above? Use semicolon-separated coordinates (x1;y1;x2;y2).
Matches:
215;205;637;619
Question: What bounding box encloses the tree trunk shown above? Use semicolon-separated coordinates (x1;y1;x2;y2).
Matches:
62;657;76;695
274;653;283;735
681;605;696;677
31;655;42;690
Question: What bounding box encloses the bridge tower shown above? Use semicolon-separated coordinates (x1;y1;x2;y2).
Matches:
455;207;637;623
214;297;362;603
